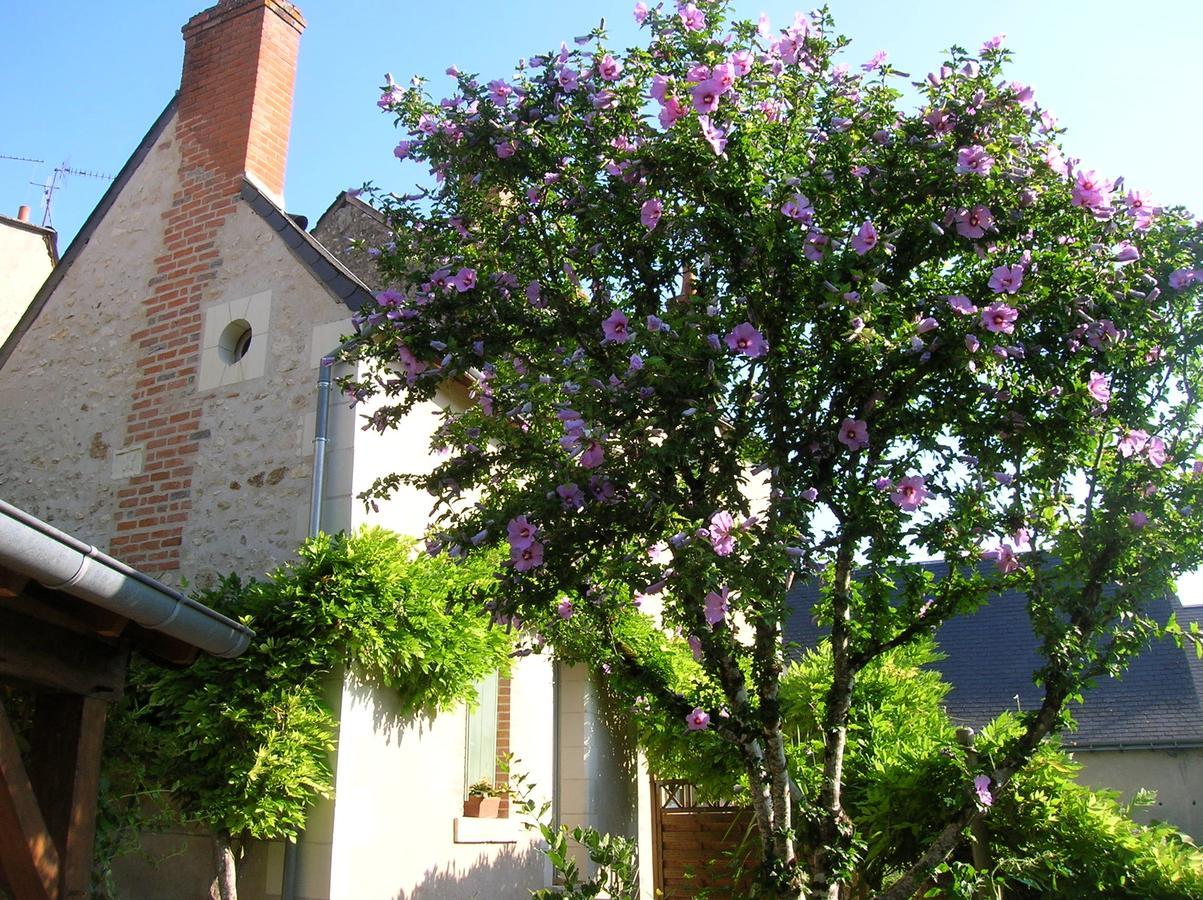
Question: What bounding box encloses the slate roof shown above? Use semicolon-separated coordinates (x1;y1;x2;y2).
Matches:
238;178;374;312
784;559;1203;750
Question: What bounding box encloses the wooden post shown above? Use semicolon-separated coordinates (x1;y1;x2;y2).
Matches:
956;727;998;900
0;697;60;900
28;695;109;899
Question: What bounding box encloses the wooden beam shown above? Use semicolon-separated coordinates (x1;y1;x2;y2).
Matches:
0;609;126;700
126;626;200;667
0;587;129;641
0;697;60;900
0;566;30;599
28;696;107;900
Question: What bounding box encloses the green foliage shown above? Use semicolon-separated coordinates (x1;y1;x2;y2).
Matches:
610;637;1203;896
549;601;744;799
969;716;1203;898
781;639;964;880
467;779;507;798
101;527;511;861
779;644;1203;896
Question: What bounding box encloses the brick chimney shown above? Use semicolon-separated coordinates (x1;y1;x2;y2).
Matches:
178;0;306;201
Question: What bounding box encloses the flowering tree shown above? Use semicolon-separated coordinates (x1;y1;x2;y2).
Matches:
346;2;1203;895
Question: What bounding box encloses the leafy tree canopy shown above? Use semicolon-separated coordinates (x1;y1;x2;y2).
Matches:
346;1;1203;894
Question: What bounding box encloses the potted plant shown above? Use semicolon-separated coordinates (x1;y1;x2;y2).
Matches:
463;780;505;818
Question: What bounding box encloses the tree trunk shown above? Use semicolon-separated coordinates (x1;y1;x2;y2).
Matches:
811;544;857;900
211;832;238;900
755;615;794;865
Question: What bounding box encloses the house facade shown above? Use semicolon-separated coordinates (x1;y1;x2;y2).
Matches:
0;1;640;897
0;206;56;347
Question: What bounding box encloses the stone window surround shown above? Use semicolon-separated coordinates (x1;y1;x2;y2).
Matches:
198;290;271;391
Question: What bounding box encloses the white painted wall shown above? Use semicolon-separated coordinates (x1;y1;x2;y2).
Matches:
636;753;656;900
0;220;53;346
326;655;554;899
345;376;469;541
304;377;558;899
558;664;639;876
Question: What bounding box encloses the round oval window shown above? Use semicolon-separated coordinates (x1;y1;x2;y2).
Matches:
218;319;253;365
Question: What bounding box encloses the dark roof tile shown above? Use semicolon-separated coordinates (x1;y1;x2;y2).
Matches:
238;179;374;313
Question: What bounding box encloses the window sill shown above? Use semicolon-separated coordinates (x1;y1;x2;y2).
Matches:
453;816;521;844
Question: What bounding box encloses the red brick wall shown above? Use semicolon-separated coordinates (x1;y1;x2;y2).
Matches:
108;0;305;572
494;674;512;817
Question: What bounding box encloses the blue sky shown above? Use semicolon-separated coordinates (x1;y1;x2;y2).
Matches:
1;0;1201;246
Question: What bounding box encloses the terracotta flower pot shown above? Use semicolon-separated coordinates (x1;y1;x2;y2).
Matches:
463;795;501;818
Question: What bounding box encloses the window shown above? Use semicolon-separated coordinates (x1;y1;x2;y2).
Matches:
218;319;253;364
198;290;271;390
464;670;499;794
464;671;512;817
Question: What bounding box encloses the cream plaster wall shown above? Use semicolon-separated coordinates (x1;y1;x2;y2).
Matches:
0;115;182;547
0;222;53;346
1074;747;1203;838
304;382;558;899
636;753;656;900
326;655;555;899
344;378;465;541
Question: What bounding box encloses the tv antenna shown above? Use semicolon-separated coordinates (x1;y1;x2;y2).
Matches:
22;161;115;229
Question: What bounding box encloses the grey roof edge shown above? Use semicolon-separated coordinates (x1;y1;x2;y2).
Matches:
238;177;375;312
312;189;387;234
0;94;179;371
0;498;253;659
1068;740;1203;752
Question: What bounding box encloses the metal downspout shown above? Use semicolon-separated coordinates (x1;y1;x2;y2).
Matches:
283;347;346;900
308;357;334;538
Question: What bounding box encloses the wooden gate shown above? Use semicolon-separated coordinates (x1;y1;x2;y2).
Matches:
650;780;757;898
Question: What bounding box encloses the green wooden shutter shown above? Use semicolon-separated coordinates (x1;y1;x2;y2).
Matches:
464;670;499;794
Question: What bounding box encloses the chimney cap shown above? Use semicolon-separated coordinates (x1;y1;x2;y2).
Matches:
17;205;30;222
183;0;305;38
